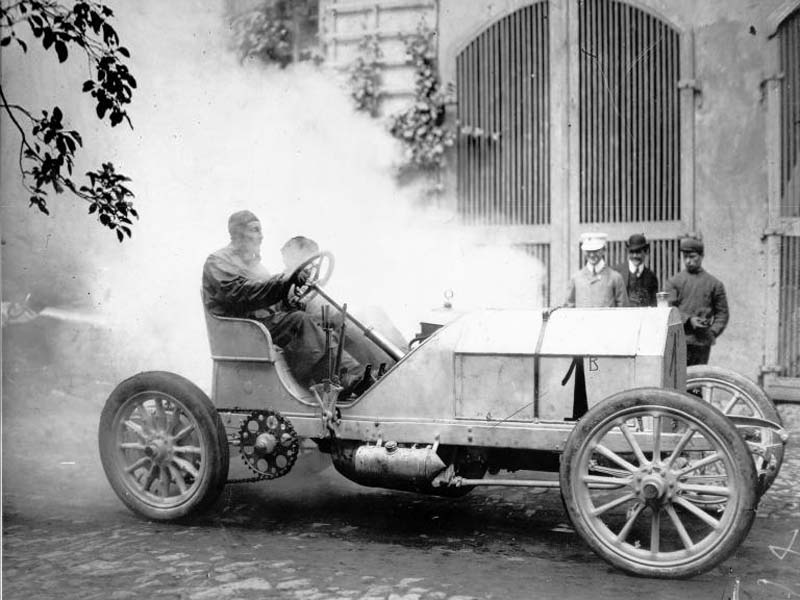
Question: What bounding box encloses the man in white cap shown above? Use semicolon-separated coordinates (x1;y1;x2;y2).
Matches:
565;232;628;308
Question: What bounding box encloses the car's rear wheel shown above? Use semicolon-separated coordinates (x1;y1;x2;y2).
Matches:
99;371;229;521
560;388;757;579
687;365;784;495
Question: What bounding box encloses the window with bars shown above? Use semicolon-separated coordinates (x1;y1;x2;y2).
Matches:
776;8;800;379
579;0;681;223
456;2;550;225
455;0;683;226
779;8;800;217
579;238;680;290
514;242;551;304
779;235;800;377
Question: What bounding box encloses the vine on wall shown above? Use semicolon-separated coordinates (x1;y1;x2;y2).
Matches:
387;23;454;192
228;0;321;68
347;34;383;116
230;9;454;197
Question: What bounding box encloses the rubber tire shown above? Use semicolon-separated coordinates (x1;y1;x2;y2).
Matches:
559;388;757;579
687;365;784;494
99;371;229;521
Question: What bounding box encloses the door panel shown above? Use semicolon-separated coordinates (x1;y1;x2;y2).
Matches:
454;1;691;304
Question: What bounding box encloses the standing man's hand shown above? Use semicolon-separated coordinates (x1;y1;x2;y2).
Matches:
689;316;709;330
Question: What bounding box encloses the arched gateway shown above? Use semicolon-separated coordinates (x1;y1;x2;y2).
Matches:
454;0;693;304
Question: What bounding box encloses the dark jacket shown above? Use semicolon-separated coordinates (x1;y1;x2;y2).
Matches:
664;268;729;346
612;262;660;307
202;244;289;317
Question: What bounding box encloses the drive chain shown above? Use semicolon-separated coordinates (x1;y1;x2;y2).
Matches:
219;407;300;485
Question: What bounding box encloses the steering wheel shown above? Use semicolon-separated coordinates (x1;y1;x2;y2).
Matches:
287;251;335;303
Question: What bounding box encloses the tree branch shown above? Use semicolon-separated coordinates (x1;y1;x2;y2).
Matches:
0;100;36;121
0;83;37;158
17;138;33;192
1;0;138;238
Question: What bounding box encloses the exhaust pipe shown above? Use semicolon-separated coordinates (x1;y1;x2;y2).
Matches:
331;441;446;492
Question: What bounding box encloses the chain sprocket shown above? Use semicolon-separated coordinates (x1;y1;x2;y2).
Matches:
237;409;299;480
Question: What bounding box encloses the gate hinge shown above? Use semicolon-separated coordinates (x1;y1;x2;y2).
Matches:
678;79;702;107
761;72;785;85
761;226;785;240
760;364;783;374
677;78;702;93
759;72;785;102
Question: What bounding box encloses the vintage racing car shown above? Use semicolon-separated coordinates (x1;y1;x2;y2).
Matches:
99;253;787;579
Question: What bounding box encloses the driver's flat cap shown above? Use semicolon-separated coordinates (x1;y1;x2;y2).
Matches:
228;210;259;236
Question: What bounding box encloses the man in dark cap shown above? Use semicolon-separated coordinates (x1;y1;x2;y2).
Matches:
202;211;372;396
612;234;660;307
664;235;729;366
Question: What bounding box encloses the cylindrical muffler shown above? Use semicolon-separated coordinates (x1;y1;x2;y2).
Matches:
332;441;446;491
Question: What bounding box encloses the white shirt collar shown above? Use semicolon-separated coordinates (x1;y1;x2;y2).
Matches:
588;259;606;275
628;260;642;276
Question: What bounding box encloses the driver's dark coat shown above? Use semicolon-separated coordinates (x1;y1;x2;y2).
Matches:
202;245;288;318
202;244;361;387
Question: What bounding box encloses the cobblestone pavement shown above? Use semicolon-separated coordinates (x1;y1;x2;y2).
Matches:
3;321;800;599
757;403;800;520
3;409;799;600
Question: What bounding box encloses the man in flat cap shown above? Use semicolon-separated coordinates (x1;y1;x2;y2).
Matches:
612;233;660;307
664;235;729;366
202;211;372;397
565;232;628;308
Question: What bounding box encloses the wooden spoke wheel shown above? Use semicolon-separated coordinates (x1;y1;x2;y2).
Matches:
687;365;784;495
559;388;757;579
99;371;229;521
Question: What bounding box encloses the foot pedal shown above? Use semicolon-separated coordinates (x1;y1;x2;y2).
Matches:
361;364;373;384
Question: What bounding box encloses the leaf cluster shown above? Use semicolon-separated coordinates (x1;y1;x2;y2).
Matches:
25;106;80;209
2;0;136;127
347;34;383;116
1;0;138;240
229;3;294;68
82;162;136;241
387;23;454;176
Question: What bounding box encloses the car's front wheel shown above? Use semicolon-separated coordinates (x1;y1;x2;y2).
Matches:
559;388;757;578
98;371;229;521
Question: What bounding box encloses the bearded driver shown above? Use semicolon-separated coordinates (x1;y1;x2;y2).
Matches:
202;210;372;397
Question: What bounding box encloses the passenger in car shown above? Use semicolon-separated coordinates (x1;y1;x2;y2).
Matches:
202;210;373;397
279;235;404;371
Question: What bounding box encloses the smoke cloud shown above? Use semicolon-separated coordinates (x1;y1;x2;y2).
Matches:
2;0;545;393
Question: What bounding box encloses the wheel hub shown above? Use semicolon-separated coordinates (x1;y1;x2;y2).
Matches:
237;409;299;479
632;463;677;504
145;437;172;464
640;476;665;500
254;432;277;454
